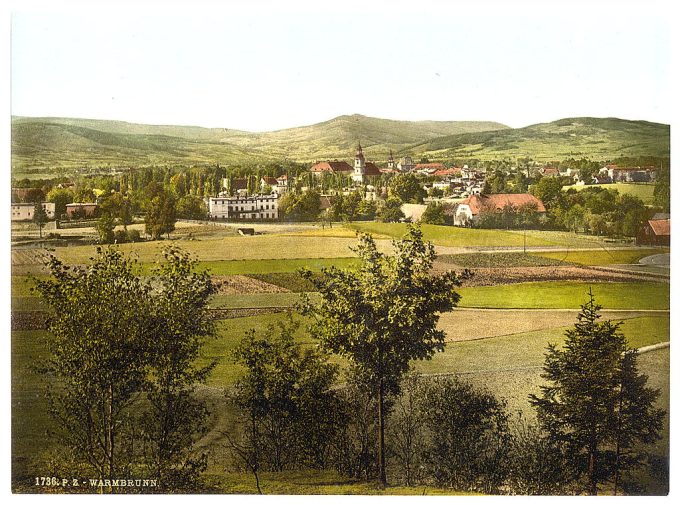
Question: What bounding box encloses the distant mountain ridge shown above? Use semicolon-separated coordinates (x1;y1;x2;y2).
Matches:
11;114;669;173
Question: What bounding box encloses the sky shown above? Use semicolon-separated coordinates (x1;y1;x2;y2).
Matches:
9;0;675;132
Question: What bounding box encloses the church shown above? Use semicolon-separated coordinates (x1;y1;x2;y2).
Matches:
351;143;381;184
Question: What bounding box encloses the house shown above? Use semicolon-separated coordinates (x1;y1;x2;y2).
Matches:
208;194;278;220
433;168;461;178
415;163;446;171
540;167;560;177
454;193;546;226
65;203;98;219
397;156;416;172
275;175;291;194
601;165;657;183
637;219;670;246
260;176;279;193
11;202;56;221
310;161;353;176
220;177;249;196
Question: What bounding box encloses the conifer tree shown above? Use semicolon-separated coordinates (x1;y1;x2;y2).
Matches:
530;290;665;495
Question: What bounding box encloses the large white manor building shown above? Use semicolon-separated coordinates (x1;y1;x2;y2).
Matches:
208;194;279;221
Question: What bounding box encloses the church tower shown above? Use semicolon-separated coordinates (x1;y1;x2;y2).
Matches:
387;149;396;170
353;143;366;183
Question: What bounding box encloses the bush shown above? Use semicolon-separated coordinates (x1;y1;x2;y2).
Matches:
127;229;142;242
114;230;128;244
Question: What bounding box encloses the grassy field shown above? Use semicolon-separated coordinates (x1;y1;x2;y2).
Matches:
23;236;391;266
533;248;669;266
346;222;560;247
457;281;669;309
563;183;657;204
193;258;360;275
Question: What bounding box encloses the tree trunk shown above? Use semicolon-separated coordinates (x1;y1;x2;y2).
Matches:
107;383;115;489
377;377;387;487
588;446;598;495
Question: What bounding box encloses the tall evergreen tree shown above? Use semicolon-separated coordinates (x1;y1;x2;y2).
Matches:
530;290;665;495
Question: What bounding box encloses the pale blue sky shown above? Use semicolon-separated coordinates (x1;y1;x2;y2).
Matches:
10;1;673;131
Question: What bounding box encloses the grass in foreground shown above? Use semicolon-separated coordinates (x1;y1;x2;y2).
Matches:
533;248;669;266
457;281;669;310
203;469;471;495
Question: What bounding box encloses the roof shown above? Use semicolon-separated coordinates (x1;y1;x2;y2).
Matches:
364;162;382;176
460;194;546;214
541;167;560;175
66;202;98;207
415;163;445;170
648;219;670;237
231;178;248;190
319;195;335;210
261;176;278;185
434;168;461;177
310;161;353;173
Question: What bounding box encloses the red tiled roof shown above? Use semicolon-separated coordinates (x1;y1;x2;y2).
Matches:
460;194;546;214
541;167;560;175
261;176;278;185
310;161;353;173
434;168;461;177
415;163;445;170
648;219;670;237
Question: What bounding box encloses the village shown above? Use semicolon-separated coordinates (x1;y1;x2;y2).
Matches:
10;143;670;246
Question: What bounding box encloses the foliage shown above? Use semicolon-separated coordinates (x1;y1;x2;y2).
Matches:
32;202;48;238
176;194;208;220
145;186;177;240
279;190;321;222
376;197;405;223
388;174;426;204
140;247;217;491
46;187;74;218
229;317;344;492
34;249;154;480
33;247;217;490
653;165;670;212
529;291;665;495
96;214;116;244
420;202;447;225
417;376;511;493
299;225;466;485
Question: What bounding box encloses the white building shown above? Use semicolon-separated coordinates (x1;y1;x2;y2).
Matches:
11;202;56;221
208;194;279;220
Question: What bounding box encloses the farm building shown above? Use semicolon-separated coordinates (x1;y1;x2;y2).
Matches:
11;202;56;221
637;218;670;246
65;203;98;219
208;194;279;221
454;193;546;226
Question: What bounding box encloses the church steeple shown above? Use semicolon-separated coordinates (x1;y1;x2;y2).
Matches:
353;142;366;184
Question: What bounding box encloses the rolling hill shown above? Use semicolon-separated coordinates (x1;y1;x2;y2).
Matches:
411;117;670;161
11;115;507;173
11;115;670;176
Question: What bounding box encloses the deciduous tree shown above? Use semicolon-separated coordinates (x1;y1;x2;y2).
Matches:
299;225;466;486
